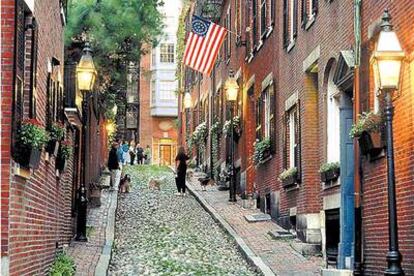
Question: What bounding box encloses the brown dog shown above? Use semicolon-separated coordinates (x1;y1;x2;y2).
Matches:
148;177;162;190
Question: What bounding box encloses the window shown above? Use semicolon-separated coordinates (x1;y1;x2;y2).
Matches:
160;43;174;63
283;0;298;49
151;80;156;105
224;7;231;60
257;83;275;150
284;104;301;171
29;18;38;118
301;0;318;28
159;81;177;101
252;0;258;47
235;0;241;36
260;0;267;37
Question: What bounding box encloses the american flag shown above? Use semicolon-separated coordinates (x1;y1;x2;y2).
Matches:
183;15;227;76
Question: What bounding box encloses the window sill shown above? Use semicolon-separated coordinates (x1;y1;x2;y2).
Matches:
12;162;31;179
255;40;264;52
305;16;316;30
287;40;296;53
226;58;231;65
322;180;340;191
284;183;299;192
255;154;273;169
245;52;254;63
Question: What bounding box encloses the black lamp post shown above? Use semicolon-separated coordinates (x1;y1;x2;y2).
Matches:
372;10;405;275
225;70;239;202
75;42;97;242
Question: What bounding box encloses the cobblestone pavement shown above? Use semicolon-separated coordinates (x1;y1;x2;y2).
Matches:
108;165;259;276
186;175;323;276
67;174;117;276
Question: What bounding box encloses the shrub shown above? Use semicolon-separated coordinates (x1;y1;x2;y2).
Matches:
350;112;384;138
49;252;76;276
59;141;73;160
18;118;49;150
279;167;298;181
319;162;340;173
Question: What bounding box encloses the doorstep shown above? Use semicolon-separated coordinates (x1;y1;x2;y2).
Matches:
322;268;353;276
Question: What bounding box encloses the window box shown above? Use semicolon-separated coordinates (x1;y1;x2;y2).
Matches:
279;167;298;188
358;131;385;158
55;156;66;172
319;162;340;183
18;147;41;169
47;140;60;156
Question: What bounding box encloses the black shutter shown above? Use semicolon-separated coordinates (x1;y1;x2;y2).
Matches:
271;0;275;24
29;18;38;118
255;96;261;140
293;0;298;38
260;0;266;37
269;83;276;153
312;0;318;16
282;113;288;169
301;0;307;29
252;0;257;46
294;102;301;182
245;0;251;56
282;0;288;48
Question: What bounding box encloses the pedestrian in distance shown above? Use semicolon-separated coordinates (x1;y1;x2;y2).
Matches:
116;139;124;169
129;140;136;165
122;141;130;165
144;145;151;164
136;143;144;165
175;146;189;196
108;142;121;191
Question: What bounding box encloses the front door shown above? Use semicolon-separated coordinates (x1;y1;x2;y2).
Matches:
159;145;172;166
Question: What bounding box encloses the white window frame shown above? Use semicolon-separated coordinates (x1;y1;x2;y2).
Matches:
263;90;271;139
289;108;296;168
289;0;294;43
159;43;175;63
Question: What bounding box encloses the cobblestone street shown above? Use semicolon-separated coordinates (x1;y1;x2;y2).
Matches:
108;166;259;275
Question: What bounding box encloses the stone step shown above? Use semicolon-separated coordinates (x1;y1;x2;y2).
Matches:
244;213;272;222
290;240;322;256
268;230;295;240
321;269;353;276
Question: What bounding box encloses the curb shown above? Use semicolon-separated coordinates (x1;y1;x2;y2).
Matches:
94;177;119;276
186;181;276;276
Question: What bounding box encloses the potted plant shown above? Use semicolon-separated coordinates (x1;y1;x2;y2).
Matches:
47;121;65;156
350;112;385;156
253;138;271;165
319;162;340;183
279;167;298;188
15;118;49;169
56;140;72;172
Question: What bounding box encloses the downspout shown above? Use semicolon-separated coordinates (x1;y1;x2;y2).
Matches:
353;0;363;274
210;68;216;178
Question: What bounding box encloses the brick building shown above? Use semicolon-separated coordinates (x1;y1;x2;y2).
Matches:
0;1;108;275
139;0;182;166
178;0;413;274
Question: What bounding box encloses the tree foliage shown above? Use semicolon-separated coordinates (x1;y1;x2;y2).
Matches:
65;0;165;118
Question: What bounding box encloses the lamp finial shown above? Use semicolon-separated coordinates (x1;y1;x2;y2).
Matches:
380;9;393;32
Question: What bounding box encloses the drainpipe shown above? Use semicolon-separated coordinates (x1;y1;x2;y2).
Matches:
353;0;363;274
210;69;216;178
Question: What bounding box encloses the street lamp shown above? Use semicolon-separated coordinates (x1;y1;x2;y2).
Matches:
225;70;239;202
75;42;97;242
184;92;192;109
112;104;118;116
372;10;405;276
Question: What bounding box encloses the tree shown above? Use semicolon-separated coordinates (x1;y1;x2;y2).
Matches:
65;0;165;118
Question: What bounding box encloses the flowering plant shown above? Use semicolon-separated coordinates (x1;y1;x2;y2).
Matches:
191;122;208;145
279;167;298;181
350;112;384;138
223;115;241;136
253;138;271;164
59;140;73;160
210;121;221;135
48;122;65;141
18;119;49;150
319;162;340;173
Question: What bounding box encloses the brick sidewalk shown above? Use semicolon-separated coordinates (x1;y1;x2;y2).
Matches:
66;174;117;276
187;176;323;276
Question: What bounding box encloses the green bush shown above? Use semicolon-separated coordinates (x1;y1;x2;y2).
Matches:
49;252;76;276
319;162;340;173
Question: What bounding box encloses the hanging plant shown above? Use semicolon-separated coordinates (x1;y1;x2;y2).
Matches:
210;121;222;136
253;138;271;165
192;122;208;145
349;111;384;138
59;140;73;160
48;122;65;141
222;115;241;137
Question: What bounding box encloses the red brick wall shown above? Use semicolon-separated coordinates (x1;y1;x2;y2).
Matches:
1;0;16;261
1;1;77;275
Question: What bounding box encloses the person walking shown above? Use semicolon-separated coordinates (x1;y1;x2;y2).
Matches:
108;142;121;190
175;146;189;196
122;141;130;165
129;141;136;165
136;144;144;165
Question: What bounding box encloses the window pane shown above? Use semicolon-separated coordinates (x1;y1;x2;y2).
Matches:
160;43;175;63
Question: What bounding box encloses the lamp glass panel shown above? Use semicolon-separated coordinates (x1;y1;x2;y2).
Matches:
184;93;192;109
377;31;402;52
378;59;402;89
77;70;94;91
226;87;238;102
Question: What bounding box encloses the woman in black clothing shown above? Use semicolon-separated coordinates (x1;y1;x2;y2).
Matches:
175;146;189;196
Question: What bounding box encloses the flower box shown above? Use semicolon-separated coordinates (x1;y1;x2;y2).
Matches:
18;147;41;169
358;131;385;157
319;162;340;183
47;139;60;156
282;175;297;187
279;167;298;188
55;156;66;172
325;167;340;182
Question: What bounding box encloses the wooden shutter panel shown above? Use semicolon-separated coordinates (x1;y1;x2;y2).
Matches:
301;0;307;29
282;0;288;48
29;19;38;118
293;0;298;38
269;83;276;153
256;96;261;140
294;102;301;182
